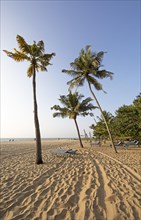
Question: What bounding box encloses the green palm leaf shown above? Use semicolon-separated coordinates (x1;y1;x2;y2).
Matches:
67;76;85;91
27;64;34;77
51;92;96;119
87;75;103;91
62;45;113;93
37;40;45;53
51;92;96;149
3;50;29;62
16;35;31;54
96;70;113;79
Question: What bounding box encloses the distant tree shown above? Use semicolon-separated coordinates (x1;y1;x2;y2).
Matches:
133;93;141;107
115;105;139;139
51;92;96;148
3;35;55;164
114;94;141;141
62;46;117;153
90;111;114;140
90;93;141;142
133;93;141;140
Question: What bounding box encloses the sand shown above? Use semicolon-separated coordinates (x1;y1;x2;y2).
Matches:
0;140;141;220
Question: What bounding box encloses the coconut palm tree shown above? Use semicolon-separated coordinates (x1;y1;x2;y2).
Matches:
51;92;96;148
3;35;55;164
62;45;117;153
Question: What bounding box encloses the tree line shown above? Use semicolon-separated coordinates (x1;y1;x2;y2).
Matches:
90;93;141;142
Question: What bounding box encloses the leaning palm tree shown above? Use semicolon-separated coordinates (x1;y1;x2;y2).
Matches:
51;92;96;148
62;46;117;153
3;35;55;164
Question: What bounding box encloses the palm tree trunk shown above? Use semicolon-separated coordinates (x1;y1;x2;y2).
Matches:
33;66;43;164
74;118;84;148
87;80;117;153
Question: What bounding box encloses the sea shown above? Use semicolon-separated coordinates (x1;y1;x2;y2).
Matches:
0;138;75;142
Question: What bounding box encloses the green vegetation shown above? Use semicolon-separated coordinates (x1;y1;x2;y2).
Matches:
90;93;141;142
51;92;96;148
3;35;55;164
62;46;117;153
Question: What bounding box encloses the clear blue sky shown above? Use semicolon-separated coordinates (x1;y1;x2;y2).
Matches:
1;0;140;138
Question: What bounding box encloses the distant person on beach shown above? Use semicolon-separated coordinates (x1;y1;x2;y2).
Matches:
9;139;14;141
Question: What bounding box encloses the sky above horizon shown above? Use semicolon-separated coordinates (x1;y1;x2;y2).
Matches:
1;0;140;138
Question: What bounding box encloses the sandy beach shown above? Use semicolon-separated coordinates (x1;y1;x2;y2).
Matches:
0;140;141;220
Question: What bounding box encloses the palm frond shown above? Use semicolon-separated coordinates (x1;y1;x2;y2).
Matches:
41;53;55;61
51;92;95;120
81;97;93;106
87;75;103;91
80;112;93;117
70;58;84;71
53;112;68;118
79;99;97;113
85;45;91;53
95;51;105;64
51;105;62;111
13;48;30;60
68;92;80;108
35;63;47;72
16;35;31;54
59;96;70;108
3;50;29;62
91;59;99;69
77;93;84;101
3;50;11;56
40;65;47;72
4;35;55;84
62;69;83;77
96;70;113;79
27;64;34;77
74;102;81;112
51;105;69;118
62;46;114;96
37;53;55;68
37;40;45;52
67;76;85;91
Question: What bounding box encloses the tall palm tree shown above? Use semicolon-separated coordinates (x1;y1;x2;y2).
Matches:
3;35;55;164
51;92;96;148
62;45;117;153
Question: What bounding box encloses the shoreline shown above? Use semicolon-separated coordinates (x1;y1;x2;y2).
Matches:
0;138;79;144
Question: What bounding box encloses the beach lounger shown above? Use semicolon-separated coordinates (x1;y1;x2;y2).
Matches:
90;140;100;147
114;141;124;146
115;141;122;145
50;149;78;157
110;141;124;148
65;149;77;154
124;141;140;148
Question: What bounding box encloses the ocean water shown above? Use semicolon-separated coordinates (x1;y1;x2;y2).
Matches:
0;138;61;142
0;138;74;142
